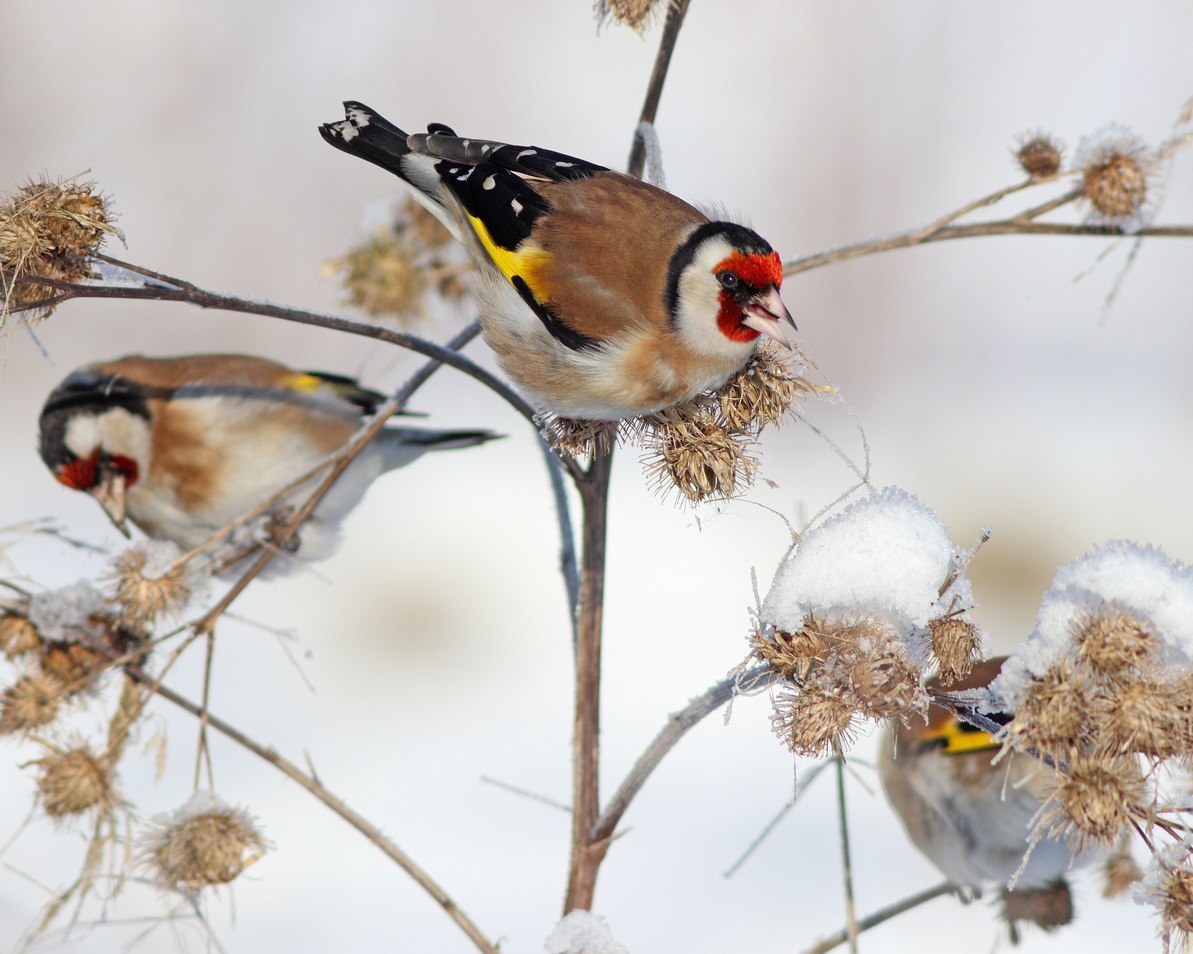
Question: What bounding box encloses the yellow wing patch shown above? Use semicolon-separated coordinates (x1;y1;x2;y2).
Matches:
466;213;553;302
926;718;1001;755
278;372;325;394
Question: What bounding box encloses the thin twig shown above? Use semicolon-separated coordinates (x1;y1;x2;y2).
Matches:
626;0;692;179
783;219;1193;276
123;663;500;954
803;882;960;954
595;665;777;848
5;256;543;429
835;758;860;954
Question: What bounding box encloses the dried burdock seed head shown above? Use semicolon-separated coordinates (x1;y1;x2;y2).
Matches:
594;0;667;31
326;228;427;322
1102;845;1143;899
1015;132;1064;179
1073;606;1155;683
641;405;758;503
752;625;830;679
0;672;67;734
1000;881;1073;935
929;616;982;683
715;345;801;434
770;683;856;758
540;415;618;459
1074;124;1156;230
1008;664;1091;758
1;178;114;320
1041;752;1144;852
401;196;453;250
39;640;109;691
1096;678;1189;760
106;542;194;629
34;744;115;818
846;637;926;719
0;613;41;658
141;791;266;893
1137;848;1193;954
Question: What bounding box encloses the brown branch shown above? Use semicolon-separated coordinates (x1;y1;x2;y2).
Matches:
784;219;1193;276
803;882;960;954
835;758;860;954
123;663;500;954
626;0;692;179
594;665;776;846
563;449;613;912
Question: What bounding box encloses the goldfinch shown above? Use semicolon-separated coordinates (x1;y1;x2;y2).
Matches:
319;103;797;421
879;658;1091;938
38;354;497;568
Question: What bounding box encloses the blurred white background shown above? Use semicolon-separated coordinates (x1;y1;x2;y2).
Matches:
2;1;1192;951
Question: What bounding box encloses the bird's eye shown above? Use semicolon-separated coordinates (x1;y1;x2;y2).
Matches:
717;271;740;290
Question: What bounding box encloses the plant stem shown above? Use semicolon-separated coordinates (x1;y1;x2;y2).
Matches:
564;450;613;912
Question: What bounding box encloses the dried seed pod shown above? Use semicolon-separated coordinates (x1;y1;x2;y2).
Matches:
0;613;41;658
1015;132;1064;179
0;671;67;734
34;744;115;818
929;616;982;683
770;683;856;758
141;792;266;893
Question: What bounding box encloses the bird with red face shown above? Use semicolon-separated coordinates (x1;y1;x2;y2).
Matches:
320;103;797;421
37;354;497;569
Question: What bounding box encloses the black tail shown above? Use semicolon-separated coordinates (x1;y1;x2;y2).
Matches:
319;101;416;181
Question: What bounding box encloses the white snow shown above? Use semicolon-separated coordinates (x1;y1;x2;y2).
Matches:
760;486;961;642
995;540;1193;706
545;911;629;954
26;580;105;642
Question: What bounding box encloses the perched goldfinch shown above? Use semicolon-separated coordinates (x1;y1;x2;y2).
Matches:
38;354;497;567
319;103;797;421
879;658;1090;938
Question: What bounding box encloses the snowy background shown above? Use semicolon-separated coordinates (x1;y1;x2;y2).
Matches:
2;1;1192;951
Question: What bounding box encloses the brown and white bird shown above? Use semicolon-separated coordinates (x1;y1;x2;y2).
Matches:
319;103;797;421
38;354;497;568
879;658;1092;938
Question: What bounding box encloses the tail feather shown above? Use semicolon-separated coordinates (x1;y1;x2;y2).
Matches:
374;427;500;472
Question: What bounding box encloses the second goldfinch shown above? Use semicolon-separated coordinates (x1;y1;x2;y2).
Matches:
38;354;497;569
879;658;1096;938
319;103;797;421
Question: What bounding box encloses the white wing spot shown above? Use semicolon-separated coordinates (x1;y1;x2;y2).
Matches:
461;139;470;148
555;161;574;168
516;149;537;160
511;198;523;214
481;144;492;153
340;124;359;142
345;107;372;127
483;175;496;190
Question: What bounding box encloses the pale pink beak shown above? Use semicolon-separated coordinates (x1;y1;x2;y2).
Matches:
742;285;798;349
91;471;131;538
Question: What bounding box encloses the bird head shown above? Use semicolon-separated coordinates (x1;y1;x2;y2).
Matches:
39;371;152;537
668;222;797;356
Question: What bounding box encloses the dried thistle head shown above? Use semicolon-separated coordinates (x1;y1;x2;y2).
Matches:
1073;606;1155;683
1074;125;1157;230
326;228;427;321
0;612;42;658
929;615;982;683
844;634;927;719
39;640;110;691
640;404;758;503
999;881;1073;936
540;415;619;459
1039;751;1144;852
715;345;801;434
141;791;266;893
402;197;453;250
34;743;116;818
1102;845;1143;899
593;0;668;31
1007;663;1092;759
1095;677;1191;760
1137;848;1193;954
752;625;831;679
0;671;68;734
1;177;114;320
1015;132;1064;179
770;683;856;758
106;542;194;629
